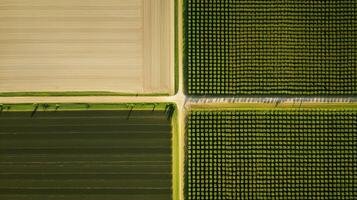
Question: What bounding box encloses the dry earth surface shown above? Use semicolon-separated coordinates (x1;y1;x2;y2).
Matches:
0;0;174;94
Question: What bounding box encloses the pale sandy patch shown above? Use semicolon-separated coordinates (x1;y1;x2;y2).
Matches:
0;0;174;94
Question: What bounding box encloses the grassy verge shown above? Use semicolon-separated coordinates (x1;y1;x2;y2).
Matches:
182;0;188;95
190;102;357;111
171;103;179;200
0;92;169;97
0;102;175;112
174;0;179;94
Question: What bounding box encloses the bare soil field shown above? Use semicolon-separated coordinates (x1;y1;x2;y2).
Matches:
0;0;174;95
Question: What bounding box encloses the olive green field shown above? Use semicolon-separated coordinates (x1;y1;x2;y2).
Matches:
0;104;176;200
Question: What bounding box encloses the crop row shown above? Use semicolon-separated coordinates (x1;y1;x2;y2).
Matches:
186;109;357;199
185;0;357;95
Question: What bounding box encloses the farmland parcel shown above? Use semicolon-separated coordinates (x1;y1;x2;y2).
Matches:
0;107;173;200
0;0;174;95
186;109;356;199
185;0;357;95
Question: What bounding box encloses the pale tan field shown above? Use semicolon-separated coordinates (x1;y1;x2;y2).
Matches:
0;0;174;94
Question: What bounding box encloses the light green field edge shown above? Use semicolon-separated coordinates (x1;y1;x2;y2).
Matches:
0;92;169;97
189;102;357;111
174;0;179;94
0;102;175;112
171;104;179;200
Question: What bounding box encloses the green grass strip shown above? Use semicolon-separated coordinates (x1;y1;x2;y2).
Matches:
171;104;180;200
0;102;175;112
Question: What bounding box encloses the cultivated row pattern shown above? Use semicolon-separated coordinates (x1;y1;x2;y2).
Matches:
186;0;357;95
187;109;357;199
0;110;172;200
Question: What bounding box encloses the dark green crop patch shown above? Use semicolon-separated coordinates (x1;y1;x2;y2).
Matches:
0;109;173;200
186;109;357;199
185;0;357;95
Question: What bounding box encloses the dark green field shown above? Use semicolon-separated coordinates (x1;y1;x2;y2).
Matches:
186;109;356;199
185;0;357;95
0;110;172;200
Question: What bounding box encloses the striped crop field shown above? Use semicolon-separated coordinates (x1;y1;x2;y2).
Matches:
186;109;357;199
0;108;173;200
0;0;175;95
185;0;357;95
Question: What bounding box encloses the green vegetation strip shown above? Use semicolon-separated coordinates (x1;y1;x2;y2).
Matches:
174;0;179;94
185;0;357;95
190;102;357;111
186;108;357;199
171;104;180;200
0;103;175;112
0;105;176;200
